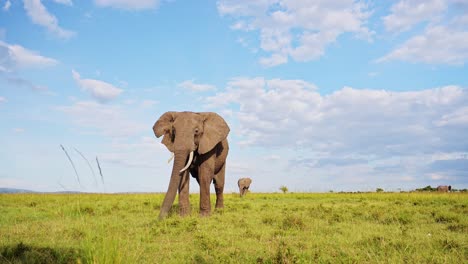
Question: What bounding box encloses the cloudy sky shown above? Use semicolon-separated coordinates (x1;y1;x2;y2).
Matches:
1;0;467;193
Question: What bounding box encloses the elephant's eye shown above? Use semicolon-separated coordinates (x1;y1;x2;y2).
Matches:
194;128;199;134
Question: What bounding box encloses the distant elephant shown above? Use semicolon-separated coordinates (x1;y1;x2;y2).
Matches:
437;185;451;192
238;178;252;197
153;111;230;219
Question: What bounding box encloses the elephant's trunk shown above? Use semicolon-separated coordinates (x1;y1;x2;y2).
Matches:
158;151;189;219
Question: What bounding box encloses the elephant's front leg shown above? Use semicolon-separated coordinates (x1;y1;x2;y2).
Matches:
198;160;215;217
178;170;190;216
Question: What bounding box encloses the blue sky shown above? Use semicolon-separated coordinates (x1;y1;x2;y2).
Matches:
1;0;467;193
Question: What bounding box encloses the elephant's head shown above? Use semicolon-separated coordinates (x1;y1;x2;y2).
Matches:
153;111;230;218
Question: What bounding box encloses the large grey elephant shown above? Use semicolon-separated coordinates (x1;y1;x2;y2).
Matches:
238;178;252;197
153;111;230;219
437;185;451;192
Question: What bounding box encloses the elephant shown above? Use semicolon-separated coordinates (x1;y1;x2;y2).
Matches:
238;178;252;197
153;111;230;219
437;185;451;192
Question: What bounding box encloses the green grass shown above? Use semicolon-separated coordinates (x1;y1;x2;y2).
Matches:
1;192;467;263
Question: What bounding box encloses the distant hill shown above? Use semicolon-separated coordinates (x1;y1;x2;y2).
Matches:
0;188;36;193
0;188;86;194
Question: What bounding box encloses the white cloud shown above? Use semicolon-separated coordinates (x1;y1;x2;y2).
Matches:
23;0;75;39
217;0;372;66
289;30;339;63
99;136;168;168
57;100;146;138
13;128;25;133
263;154;280;161
259;53;288;67
428;173;450;180
401;176;415;182
206;78;468;188
1;74;50;92
178;80;216;92
52;0;72;5
377;25;468;65
0;177;40;190
382;0;447;33
72;70;123;102
55;101;170;192
94;0;159;10
0;41;58;70
379;1;468;65
141;99;158;108
0;41;56;94
0;96;6;103
3;0;11;11
452;13;468;27
435;106;468;126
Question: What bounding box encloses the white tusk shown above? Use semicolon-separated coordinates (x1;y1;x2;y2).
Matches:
179;151;194;173
167;153;174;164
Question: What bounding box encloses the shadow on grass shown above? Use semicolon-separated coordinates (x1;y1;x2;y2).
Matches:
1;242;82;264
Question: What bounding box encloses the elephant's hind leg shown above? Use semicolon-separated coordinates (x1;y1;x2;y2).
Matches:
214;164;226;209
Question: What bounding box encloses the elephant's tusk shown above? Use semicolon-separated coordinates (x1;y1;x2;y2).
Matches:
179;151;194;173
167;153;174;164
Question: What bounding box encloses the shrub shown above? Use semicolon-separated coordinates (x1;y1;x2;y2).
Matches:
415;185;437;192
279;186;288;194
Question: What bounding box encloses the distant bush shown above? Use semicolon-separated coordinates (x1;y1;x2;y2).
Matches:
376;188;384;193
416;185;437;192
279;186;288;194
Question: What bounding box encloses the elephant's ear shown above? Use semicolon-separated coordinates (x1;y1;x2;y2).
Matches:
153;111;177;152
199;112;230;154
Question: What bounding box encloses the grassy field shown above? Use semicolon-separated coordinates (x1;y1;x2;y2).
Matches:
0;192;466;263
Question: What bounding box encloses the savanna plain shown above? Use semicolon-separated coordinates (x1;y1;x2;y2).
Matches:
0;192;466;263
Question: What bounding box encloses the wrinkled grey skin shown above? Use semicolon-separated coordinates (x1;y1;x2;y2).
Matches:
153;111;230;219
437;185;451;192
238;178;252;197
